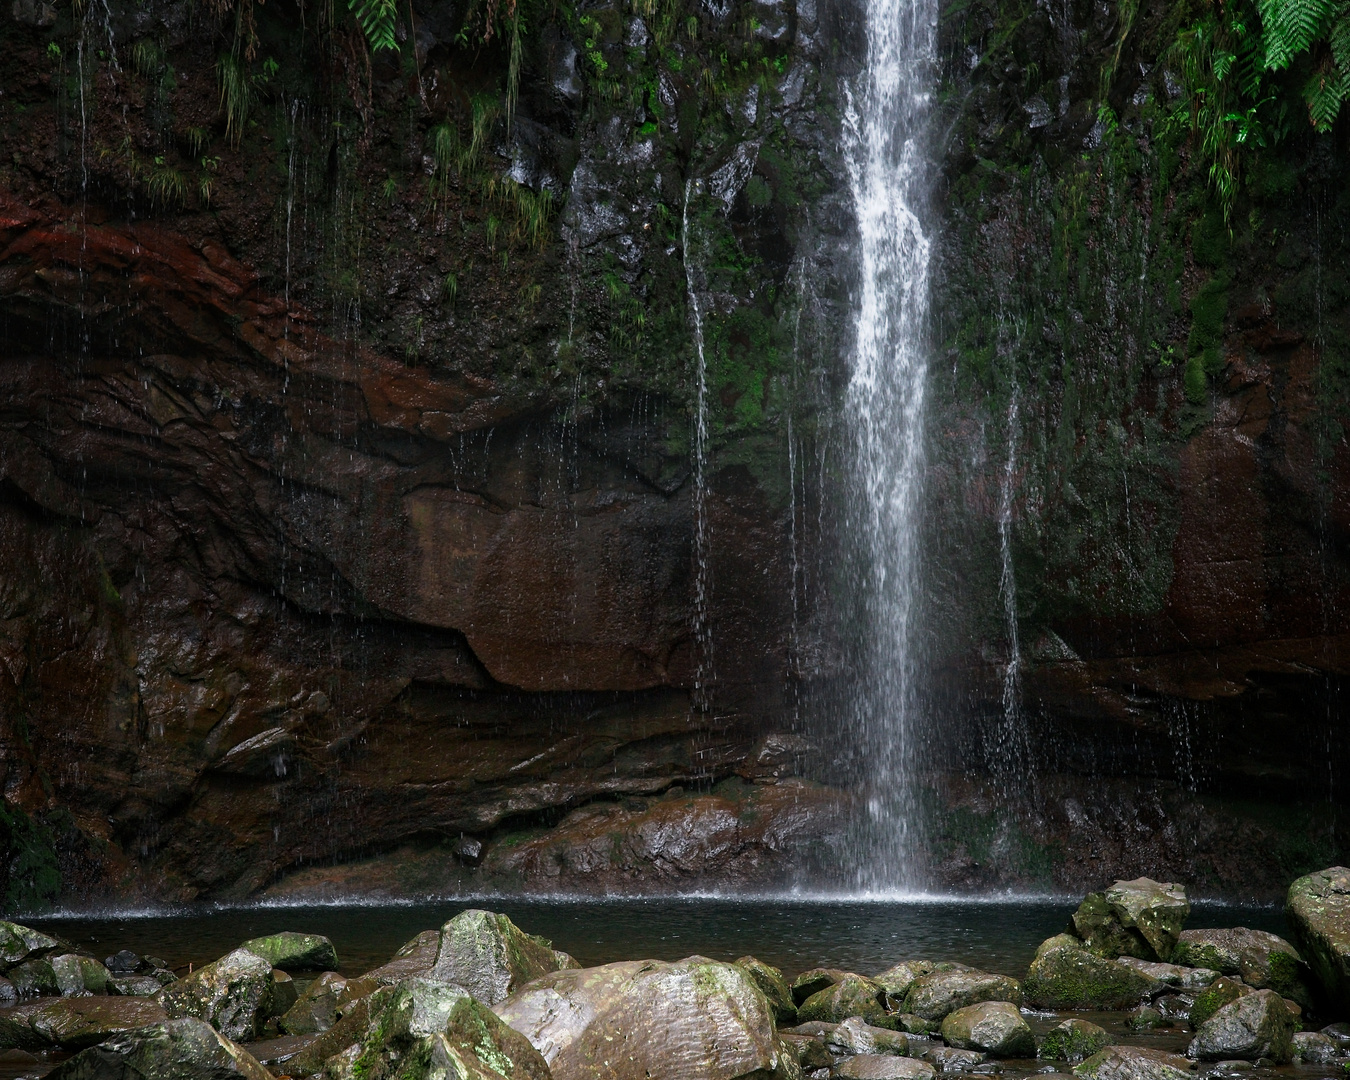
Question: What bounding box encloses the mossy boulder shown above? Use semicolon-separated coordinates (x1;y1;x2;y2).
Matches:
798;973;896;1029
780;1032;833;1071
1073;1046;1194;1080
430;909;577;1007
155;947;276;1042
495;956;793;1080
1023;935;1159;1010
1038;1019;1112;1062
365;929;441;985
1187;975;1252;1028
1291;1030;1340;1063
1071;880;1190;962
1174;928;1312;1006
1286;867;1350;1014
873;961;955;1001
0;921;60;971
830;1016;909;1056
791;967;848;1005
8;958;58;995
901;968;1020;1022
1113;958;1217;991
734;955;797;1024
51;955;110;997
279;970;348;1035
939;1001;1034;1057
240;931;338;972
1186;988;1295;1063
46;1016;273;1080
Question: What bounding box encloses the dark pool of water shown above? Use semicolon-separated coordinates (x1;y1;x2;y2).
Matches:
25;897;1288;980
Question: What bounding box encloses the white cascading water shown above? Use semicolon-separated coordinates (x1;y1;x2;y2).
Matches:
843;0;938;892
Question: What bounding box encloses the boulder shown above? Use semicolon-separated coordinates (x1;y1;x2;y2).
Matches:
939;1002;1034;1058
874;962;962;1002
495;956;793;1080
289;977;551;1080
1187;976;1252;1029
734;955;797;1024
155;947;275;1041
923;1046;988;1074
108;975;168;996
1287;867;1350;1014
46;1016;273;1080
791;967;848;1005
103;951;141;974
430;909;578;1006
1071;880;1190;962
0;977;15;1005
830;1016;909;1056
28;997;168;1050
1173;928;1312;1006
1186;988;1295;1063
780;1032;833;1071
240;931;338;972
7;958;58;995
0;1001;52;1049
835;1056;936;1080
902;970;1020;1022
1323;1021;1350;1043
1126;1006;1168;1031
365;930;442;984
1112;958;1216;991
0;921;60;970
1291;1031;1340;1063
51;955;110;997
798;974;895;1029
279;970;349;1034
1037;1019;1112;1062
271;969;298;1014
1072;1047;1194;1080
895;1014;937;1035
1023;935;1159;1010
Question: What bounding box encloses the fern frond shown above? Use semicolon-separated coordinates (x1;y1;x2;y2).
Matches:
1259;0;1339;69
1330;10;1350;73
348;0;400;51
1304;61;1349;129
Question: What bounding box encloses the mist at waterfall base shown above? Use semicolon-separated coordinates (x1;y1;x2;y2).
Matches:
26;898;1285;982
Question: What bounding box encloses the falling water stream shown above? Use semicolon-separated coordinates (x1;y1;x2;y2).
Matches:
843;0;939;891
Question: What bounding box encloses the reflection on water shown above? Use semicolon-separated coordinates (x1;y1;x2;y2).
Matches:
26;898;1287;980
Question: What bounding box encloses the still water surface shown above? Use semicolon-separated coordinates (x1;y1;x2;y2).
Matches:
27;898;1287;978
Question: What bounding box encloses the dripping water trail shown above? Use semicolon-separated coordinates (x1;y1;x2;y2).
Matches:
682;177;714;718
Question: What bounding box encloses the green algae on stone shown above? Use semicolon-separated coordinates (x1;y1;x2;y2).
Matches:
1188;975;1253;1029
50;954;110;997
1187;988;1295;1063
902;968;1021;1021
1023;935;1159;1010
431;909;576;1007
155;947;276;1042
799;974;896;1029
1073;1046;1193;1080
791;967;847;1005
1038;1018;1113;1062
1073;879;1190;962
0;922;59;971
240;930;338;972
1173;928;1312;1007
735;955;797;1024
939;1001;1035;1057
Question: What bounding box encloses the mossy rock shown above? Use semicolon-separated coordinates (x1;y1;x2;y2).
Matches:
1286;867;1350;1015
240;931;338;972
155;948;276;1043
734;955;797;1024
791;967;847;1005
1174;928;1313;1008
799;973;896;1029
1073;1046;1193;1080
1188;976;1251;1029
901;968;1021;1022
1038;1018;1112;1062
1023;935;1159;1010
1187;989;1295;1063
430;909;575;1007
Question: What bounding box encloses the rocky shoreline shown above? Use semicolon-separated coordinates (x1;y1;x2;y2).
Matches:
3;871;1350;1079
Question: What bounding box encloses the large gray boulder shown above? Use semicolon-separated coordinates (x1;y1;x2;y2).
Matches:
1023;935;1159;1010
901;968;1020;1021
495;956;795;1080
1186;975;1253;1028
830;1016;909;1056
155;947;276;1041
734;955;797;1025
287;977;552;1080
790;967;848;1004
939;1001;1034;1057
47;1016;273;1080
366;910;577;1006
1112;958;1216;991
1186;988;1295;1063
798;974;895;1029
874;961;961;1001
1291;1030;1340;1063
1071;880;1190;962
1073;1046;1194;1080
1037;1019;1111;1062
1173;928;1312;1006
279;970;349;1035
51;955;111;997
1287;866;1350;1014
240;931;338;972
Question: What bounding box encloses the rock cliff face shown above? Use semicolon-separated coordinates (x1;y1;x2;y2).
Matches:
0;0;1345;906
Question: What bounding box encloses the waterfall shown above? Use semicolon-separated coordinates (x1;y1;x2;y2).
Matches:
843;0;938;892
683;178;714;717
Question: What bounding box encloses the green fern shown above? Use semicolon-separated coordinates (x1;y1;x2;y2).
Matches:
349;0;400;51
1259;0;1341;68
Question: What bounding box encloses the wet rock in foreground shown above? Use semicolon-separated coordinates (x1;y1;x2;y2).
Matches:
939;1001;1034;1057
47;1016;272;1080
1072;1046;1195;1080
735;955;798;1025
1290;1030;1340;1063
829;1016;909;1056
902;969;1021;1022
1037;1019;1112;1062
240;931;338;972
1023;935;1158;1010
799;973;895;1029
494;956;791;1080
1186;988;1295;1064
1173;928;1312;1007
835;1055;937;1080
155;947;276;1042
1286;866;1350;1014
